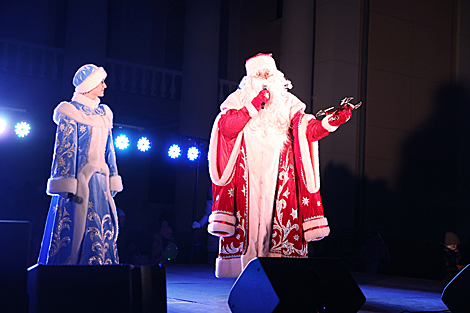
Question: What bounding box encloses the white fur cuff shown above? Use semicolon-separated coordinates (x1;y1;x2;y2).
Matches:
109;175;123;192
303;217;330;242
47;177;78;196
208;213;236;237
321;116;339;132
244;101;259;118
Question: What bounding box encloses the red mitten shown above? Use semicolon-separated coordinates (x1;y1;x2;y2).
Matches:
328;108;352;126
251;89;271;111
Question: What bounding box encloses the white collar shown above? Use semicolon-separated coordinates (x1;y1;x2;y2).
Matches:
71;92;100;109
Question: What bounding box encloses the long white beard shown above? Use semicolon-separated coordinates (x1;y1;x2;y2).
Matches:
239;73;293;138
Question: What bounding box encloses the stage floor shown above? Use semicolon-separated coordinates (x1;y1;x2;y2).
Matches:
165;263;450;313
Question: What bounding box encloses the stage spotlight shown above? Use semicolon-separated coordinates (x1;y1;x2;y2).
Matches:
15;121;30;137
0;118;6;133
137;137;151;152
187;146;200;161
115;134;130;150
168;144;181;159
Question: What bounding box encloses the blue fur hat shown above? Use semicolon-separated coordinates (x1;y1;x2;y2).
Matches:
72;64;107;93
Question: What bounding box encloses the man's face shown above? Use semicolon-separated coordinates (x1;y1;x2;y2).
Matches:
254;68;273;80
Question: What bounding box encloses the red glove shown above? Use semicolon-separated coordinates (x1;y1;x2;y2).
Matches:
327;108;352;126
251;89;271;111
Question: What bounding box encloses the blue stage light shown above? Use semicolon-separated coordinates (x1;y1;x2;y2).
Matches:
0;118;6;133
168;144;181;159
187;146;200;161
15;121;30;137
115;134;130;150
137;137;151;152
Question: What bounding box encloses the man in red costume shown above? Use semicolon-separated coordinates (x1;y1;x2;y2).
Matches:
208;53;352;278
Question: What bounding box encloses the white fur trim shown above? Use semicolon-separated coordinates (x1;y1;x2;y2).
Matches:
298;115;321;193
245;54;277;77
46;177;78;195
72;92;100;109
303;217;330;242
75;67;107;93
69;163;119;263
208;113;244;186
208;213;236;237
53;102;113;128
109;175;123;192
215;257;243;278
244;101;259;118
321;116;339;132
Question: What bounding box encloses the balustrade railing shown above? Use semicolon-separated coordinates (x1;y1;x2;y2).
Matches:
0;37;64;80
0;37;238;103
105;58;182;100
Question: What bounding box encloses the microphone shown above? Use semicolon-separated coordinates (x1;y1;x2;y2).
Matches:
261;84;268;109
67;193;83;204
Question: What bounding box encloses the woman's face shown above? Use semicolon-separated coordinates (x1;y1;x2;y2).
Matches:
84;80;107;99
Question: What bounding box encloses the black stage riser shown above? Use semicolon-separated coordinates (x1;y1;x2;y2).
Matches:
228;257;366;313
27;264;167;313
0;220;32;313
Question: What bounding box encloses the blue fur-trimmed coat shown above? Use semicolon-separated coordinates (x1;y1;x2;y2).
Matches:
38;92;123;265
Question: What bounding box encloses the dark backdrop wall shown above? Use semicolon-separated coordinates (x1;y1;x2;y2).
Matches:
0;0;469;280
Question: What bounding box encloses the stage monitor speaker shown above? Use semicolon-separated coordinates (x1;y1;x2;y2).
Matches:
228;257;366;313
27;263;166;313
442;264;470;313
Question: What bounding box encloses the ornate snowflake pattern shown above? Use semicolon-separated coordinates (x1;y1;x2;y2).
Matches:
290;208;298;220
219;147;249;258
270;147;306;257
302;197;309;206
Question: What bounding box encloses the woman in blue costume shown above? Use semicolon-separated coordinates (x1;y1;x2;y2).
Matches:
38;64;123;265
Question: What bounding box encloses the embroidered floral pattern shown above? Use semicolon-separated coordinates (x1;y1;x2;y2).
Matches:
85;212;115;265
219;147;248;258
271;146;307;257
52;116;76;178
49;199;72;259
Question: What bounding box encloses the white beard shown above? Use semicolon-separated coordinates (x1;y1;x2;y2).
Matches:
236;72;293;155
239;72;293;140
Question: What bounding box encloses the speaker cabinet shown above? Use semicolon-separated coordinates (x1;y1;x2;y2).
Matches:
442;264;470;313
228;257;366;313
27;264;166;313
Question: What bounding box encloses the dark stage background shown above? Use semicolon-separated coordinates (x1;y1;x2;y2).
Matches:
1;0;470;283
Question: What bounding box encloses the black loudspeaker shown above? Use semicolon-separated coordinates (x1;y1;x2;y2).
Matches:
442;264;470;313
228;257;366;313
27;264;166;313
0;220;31;313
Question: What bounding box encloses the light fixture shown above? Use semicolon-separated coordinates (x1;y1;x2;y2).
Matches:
15;121;30;137
168;144;181;159
115;134;130;150
137;137;151;152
